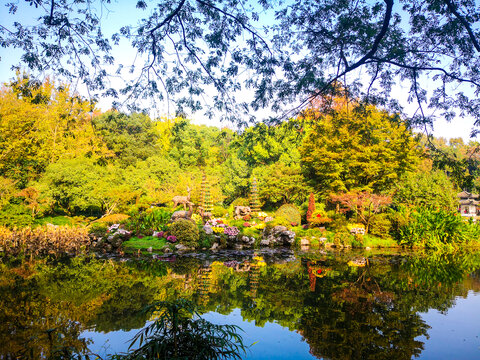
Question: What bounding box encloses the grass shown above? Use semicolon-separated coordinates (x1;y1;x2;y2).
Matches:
34;216;74;226
122;236;168;250
356;234;399;248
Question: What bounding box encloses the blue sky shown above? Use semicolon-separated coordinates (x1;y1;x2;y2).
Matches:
0;1;477;142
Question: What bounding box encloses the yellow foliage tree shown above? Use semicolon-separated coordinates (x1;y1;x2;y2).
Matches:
0;73;110;185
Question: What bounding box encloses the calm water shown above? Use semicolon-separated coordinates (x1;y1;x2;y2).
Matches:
1;249;480;359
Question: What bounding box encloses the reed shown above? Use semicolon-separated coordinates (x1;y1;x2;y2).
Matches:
0;225;91;257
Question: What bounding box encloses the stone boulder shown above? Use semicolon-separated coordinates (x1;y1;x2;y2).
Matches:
261;226;295;247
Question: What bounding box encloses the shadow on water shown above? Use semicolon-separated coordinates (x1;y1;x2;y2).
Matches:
1;249;480;359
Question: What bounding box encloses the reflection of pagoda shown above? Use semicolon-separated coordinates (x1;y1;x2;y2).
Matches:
198;266;212;306
249;262;260;299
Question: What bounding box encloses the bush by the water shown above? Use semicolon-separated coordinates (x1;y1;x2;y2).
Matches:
275;204;301;226
393;207;480;250
0;225;90;257
126;208;172;235
169;219;200;248
368;213;392;238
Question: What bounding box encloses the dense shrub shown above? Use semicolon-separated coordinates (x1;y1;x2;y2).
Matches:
126;208;172;235
0;204;35;228
88;222;108;237
212;205;227;218
326;211;348;232
334;231;353;246
368;214;392;238
393;207;480;250
198;229;215;248
169;219;200;248
265;216;290;230
230;197;250;208
275;204;301;226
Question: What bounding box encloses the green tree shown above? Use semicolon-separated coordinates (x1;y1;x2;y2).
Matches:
93;111;160;167
393;165;458;211
300;103;420;195
220;155;250;204
253;162;312;208
232;121;305;167
36;158;101;215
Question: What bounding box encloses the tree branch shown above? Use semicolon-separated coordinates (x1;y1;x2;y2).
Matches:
48;0;55;25
280;0;394;119
344;0;393;74
195;0;272;55
444;0;480;52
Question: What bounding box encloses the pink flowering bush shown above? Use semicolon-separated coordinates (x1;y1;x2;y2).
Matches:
167;235;177;243
224;226;240;237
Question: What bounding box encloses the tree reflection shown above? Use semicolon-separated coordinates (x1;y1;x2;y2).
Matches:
1;251;479;359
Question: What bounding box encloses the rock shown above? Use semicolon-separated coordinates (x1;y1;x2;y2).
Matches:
210;242;219;251
203;225;213;235
300;238;310;246
365;246;372;251
147;247;153;253
325;242;335;249
260;238;271;246
162;246;171;253
319;237;328;243
261;226;296;247
175;244;189;251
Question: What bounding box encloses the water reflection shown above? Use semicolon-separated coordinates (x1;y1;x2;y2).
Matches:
1;250;480;359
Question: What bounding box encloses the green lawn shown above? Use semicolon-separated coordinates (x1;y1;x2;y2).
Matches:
122;236;168;250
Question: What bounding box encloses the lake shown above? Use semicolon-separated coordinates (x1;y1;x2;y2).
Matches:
1;249;479;359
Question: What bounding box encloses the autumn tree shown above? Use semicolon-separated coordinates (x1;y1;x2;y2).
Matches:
0;74;109;186
300;102;420;195
330;191;392;233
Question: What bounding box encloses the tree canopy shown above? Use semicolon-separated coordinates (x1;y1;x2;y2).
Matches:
2;0;480;131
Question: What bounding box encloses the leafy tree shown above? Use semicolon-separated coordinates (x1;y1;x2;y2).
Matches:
0;177;17;209
301;103;420;195
36;158;101;215
167;119;232;168
93;111;160;167
393;162;458;211
253;162;312;208
232;121;305;167
0;74;108;185
330;191;392;233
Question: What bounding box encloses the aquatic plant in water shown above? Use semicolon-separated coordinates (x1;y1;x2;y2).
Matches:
114;299;246;360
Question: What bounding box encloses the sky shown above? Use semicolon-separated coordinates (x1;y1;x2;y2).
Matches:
0;0;478;142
